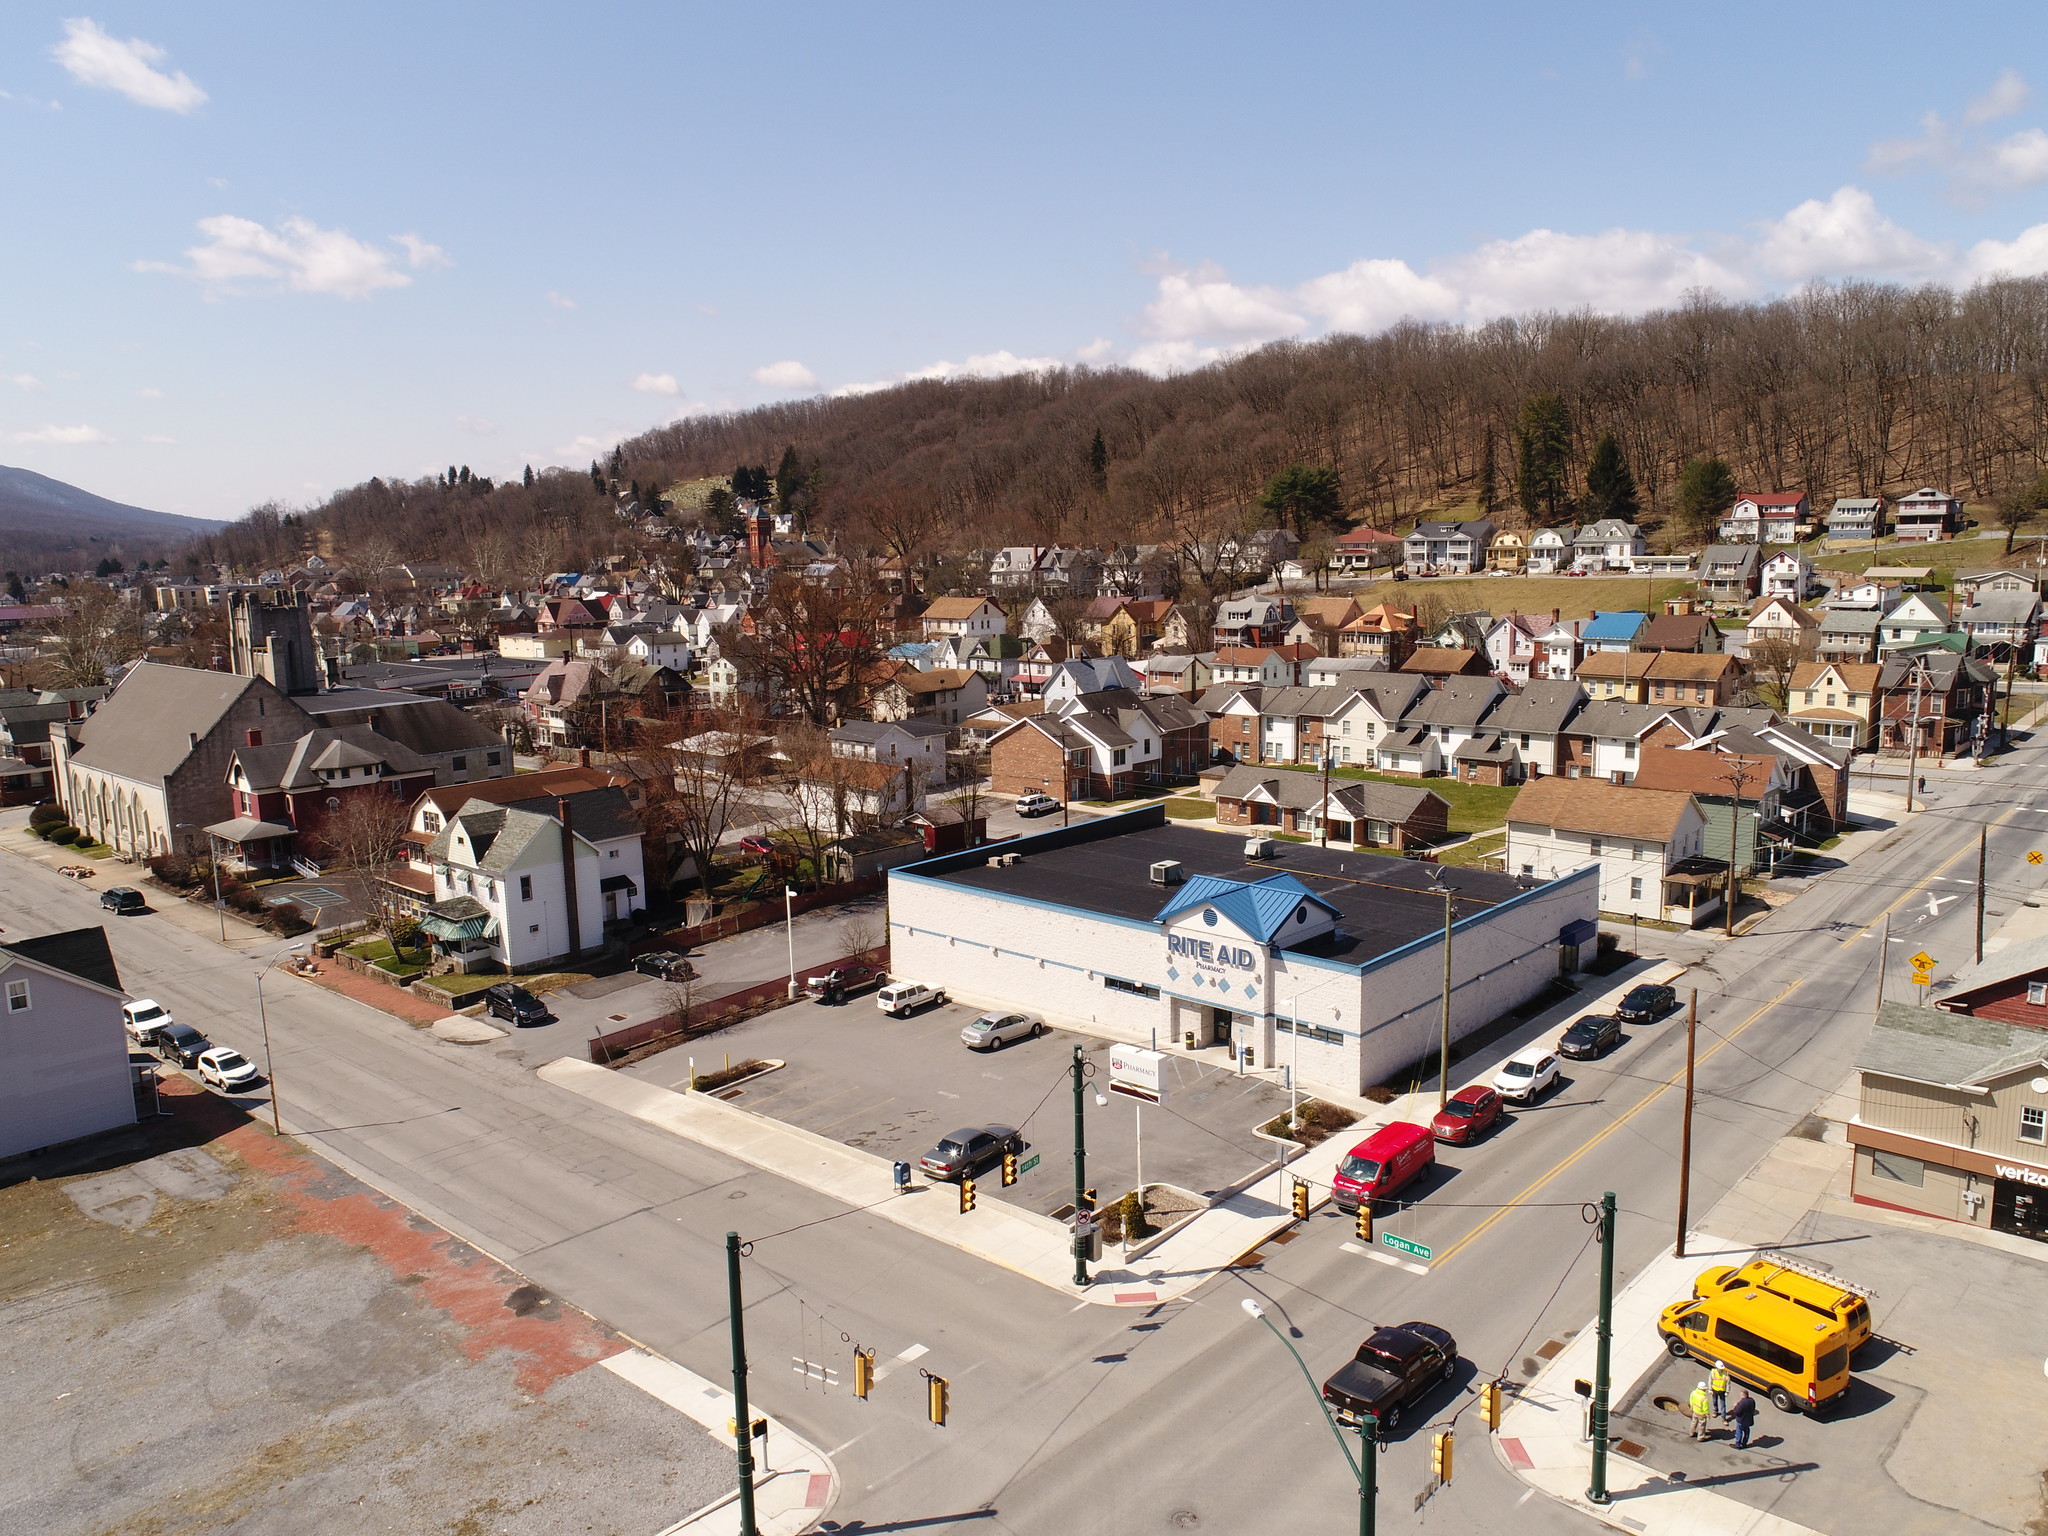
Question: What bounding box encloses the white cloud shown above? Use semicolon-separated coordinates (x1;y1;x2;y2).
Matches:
141;434;176;445
455;415;498;436
631;372;680;396
1967;68;2030;125
553;431;626;460
136;386;163;398
52;18;206;113
1962;221;2048;281
11;374;45;392
832;348;1066;396
1752;187;1948;282
546;290;577;310
13;424;109;444
1138;264;1304;345
751;360;818;390
137;215;449;299
1983;128;2048;191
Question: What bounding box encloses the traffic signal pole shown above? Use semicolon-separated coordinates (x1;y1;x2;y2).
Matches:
1587;1192;1616;1507
725;1231;759;1536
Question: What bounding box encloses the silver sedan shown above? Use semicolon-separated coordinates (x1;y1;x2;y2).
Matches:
959;1010;1045;1051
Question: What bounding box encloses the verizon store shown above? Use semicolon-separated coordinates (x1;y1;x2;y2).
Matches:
887;807;1598;1098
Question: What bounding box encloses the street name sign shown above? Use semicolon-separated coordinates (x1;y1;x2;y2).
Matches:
1381;1232;1431;1261
1019;1153;1041;1174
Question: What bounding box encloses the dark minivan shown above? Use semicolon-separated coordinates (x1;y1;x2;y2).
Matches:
483;983;550;1027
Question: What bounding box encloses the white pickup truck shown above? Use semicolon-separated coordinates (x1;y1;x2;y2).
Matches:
876;980;946;1017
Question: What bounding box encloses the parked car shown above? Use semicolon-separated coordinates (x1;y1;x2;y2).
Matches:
737;835;776;857
1616;984;1678;1023
122;998;174;1046
1491;1045;1560;1103
1013;792;1059;817
633;951;696;981
1320;1322;1459;1434
1428;1085;1503;1144
155;1022;212;1068
960;1010;1045;1051
876;980;946;1017
806;962;885;998
1330;1122;1435;1212
1558;1014;1622;1061
100;886;146;915
483;983;550;1027
196;1046;262;1091
917;1125;1020;1181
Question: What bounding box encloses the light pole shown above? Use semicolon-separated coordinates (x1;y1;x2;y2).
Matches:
1241;1298;1376;1536
252;944;305;1136
783;884;797;998
1072;1044;1093;1287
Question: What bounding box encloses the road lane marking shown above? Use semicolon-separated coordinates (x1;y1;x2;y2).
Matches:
1428;806;2019;1273
873;1342;927;1381
1342;1240;1428;1275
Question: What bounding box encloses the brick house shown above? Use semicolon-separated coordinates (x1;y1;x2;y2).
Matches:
1875;652;1995;756
988;687;1208;800
1212;763;1449;850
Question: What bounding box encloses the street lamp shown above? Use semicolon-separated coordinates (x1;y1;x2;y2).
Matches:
252;943;306;1136
1240;1297;1377;1536
783;885;798;998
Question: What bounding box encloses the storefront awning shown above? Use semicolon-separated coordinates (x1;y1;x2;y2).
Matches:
599;874;639;894
203;816;296;844
420;895;498;941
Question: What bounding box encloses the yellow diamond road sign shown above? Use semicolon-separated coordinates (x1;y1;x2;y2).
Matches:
1909;951;1937;975
2031;850;2044;866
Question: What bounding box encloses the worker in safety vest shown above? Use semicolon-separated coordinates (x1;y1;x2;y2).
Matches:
1688;1381;1714;1440
1708;1362;1731;1415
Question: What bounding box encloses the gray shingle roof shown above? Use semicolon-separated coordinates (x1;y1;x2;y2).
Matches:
1401;678;1501;730
1942;933;2048;1002
68;663;302;786
0;927;122;992
1857;1001;2048;1088
1484;680;1587;735
1213;763;1440;822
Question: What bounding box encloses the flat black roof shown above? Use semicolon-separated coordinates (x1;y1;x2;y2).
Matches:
926;818;1531;964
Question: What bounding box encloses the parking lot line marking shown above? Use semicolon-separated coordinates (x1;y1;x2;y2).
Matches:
1342;1240;1429;1275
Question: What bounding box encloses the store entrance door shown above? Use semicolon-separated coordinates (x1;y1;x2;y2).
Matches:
1992;1177;2048;1242
1210;1008;1234;1047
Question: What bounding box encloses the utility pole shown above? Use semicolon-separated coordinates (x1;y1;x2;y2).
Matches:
1721;756;1759;937
1904;658;1926;814
724;1231;759;1536
1875;912;1890;1013
1977;827;1988;965
1320;749;1331;848
1436;885;1455;1110
1675;990;1696;1259
1587;1191;1617;1506
1071;1044;1091;1288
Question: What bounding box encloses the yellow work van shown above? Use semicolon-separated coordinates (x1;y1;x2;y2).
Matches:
1658;1287;1852;1415
1692;1253;1873;1350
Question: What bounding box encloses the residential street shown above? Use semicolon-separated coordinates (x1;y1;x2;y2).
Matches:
5;738;2044;1533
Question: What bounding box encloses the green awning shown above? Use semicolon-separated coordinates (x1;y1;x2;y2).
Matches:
421;896;498;942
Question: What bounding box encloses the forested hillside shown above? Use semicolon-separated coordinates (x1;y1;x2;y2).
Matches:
203;278;2048;575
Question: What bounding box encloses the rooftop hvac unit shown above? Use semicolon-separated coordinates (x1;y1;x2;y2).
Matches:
1149;859;1184;885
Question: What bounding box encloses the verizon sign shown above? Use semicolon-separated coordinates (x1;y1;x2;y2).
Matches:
1995;1163;2048;1188
1108;1044;1167;1104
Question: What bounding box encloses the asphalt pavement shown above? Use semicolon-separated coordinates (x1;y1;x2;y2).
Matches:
6;731;2047;1533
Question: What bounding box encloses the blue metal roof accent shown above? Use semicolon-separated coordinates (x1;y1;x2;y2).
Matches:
1581;610;1648;641
1152;871;1341;943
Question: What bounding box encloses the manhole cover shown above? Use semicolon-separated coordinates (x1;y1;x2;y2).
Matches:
1169;1513;1199;1530
1652;1394;1685;1413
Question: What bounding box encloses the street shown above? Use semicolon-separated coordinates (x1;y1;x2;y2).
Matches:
4;741;2044;1533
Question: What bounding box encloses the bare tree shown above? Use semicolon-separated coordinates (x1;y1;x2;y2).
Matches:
40;583;145;689
643;705;773;904
318;790;415;954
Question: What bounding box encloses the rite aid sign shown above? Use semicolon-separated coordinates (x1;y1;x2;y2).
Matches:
1108;1044;1168;1104
1167;932;1258;972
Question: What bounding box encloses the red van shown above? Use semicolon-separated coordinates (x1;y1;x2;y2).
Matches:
1330;1122;1435;1212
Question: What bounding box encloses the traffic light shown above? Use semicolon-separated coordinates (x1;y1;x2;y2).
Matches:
1001;1150;1018;1186
853;1348;874;1400
1081;1187;1097;1212
1431;1430;1453;1484
1354;1203;1373;1242
926;1371;949;1426
1290;1178;1310;1221
959;1176;976;1214
1479;1380;1501;1429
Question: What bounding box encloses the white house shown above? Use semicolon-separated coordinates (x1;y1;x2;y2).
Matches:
1720;492;1809;544
624;631;693;670
0;928;133;1160
1505;778;1721;925
1759;550;1815;601
420;790;645;971
1893;488;1962;542
1485;613;1547;683
1535;618;1586;681
1525;528;1574;574
920;596;1007;640
1320;679;1429;767
1572;520;1646;571
830;718;951;777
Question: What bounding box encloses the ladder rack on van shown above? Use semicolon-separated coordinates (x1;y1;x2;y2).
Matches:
1753;1249;1877;1302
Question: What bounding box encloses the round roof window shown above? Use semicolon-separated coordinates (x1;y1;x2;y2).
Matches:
1295;904;1309;924
1202;907;1217;926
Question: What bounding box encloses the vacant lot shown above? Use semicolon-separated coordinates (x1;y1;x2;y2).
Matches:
1347;572;1695;623
0;1083;725;1536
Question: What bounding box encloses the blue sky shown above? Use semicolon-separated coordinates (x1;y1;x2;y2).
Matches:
5;2;2048;520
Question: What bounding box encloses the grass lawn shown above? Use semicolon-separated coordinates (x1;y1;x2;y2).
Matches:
422;973;502;997
1810;530;2021;588
78;842;116;859
1346;572;1695;624
1324;765;1517;834
1163;798;1213;820
344;937;430;979
1436;830;1506;869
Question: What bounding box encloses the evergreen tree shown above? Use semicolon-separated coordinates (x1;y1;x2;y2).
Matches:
590;461;605;494
523;464;535;488
608;445;625;477
459;465;471;484
94;556;123;577
1514;394;1574;522
1674;457;1738;540
1477;427;1497;514
1258;464;1344;536
6;571;26;602
1583;433;1639;521
1088;428;1108;489
706;486;742;536
447;465;458;486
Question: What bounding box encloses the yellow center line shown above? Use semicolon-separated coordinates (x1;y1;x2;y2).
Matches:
1426;804;2017;1272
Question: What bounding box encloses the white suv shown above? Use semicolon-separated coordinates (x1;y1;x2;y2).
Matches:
877;981;946;1017
1492;1045;1560;1103
122;999;173;1046
1014;792;1058;817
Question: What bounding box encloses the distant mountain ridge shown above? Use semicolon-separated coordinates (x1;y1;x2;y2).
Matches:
0;464;222;573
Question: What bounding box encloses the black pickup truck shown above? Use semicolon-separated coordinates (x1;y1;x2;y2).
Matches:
1320;1322;1459;1433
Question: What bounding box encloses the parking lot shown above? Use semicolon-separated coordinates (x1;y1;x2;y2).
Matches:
1610;1213;2048;1534
625;993;1296;1216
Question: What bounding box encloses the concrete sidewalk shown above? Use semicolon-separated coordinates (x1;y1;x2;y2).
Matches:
1492;1231;1821;1536
602;1349;836;1536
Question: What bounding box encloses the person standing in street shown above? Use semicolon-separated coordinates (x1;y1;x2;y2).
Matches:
1708;1362;1730;1416
1726;1391;1758;1449
1688;1381;1714;1440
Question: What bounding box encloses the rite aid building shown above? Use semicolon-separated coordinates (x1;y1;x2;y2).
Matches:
888;807;1598;1098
